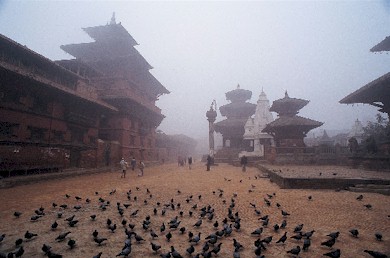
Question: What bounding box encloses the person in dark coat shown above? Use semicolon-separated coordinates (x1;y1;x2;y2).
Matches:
206;155;212;171
240;155;248;172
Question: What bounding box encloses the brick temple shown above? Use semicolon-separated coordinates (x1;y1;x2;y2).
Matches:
0;15;169;175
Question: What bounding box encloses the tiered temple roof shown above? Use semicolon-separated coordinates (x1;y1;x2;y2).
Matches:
340;72;390;117
215;84;256;149
263;91;322;147
59;18;169;128
340;34;390;118
215;85;256;131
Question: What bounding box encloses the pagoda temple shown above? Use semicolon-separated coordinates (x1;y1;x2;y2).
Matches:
214;85;256;150
58;14;169;162
262;91;323;149
0;14;169;175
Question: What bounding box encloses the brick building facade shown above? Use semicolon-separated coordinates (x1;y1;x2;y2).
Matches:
0;18;169;176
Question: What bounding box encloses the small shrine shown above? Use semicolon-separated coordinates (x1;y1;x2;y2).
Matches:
318;130;334;146
214;84;256;149
262;91;323;149
241;89;274;157
348;119;364;144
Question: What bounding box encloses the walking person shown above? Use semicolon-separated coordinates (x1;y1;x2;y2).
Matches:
240;155;248;172
138;160;145;176
188;156;193;170
120;157;128;178
206;155;212;171
130;157;137;171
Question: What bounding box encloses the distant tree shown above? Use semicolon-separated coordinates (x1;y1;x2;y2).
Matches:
362;113;390;153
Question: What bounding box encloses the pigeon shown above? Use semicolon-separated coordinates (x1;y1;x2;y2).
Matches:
15;238;23;247
41;243;52;254
190;232;201;244
364;204;373;209
150;230;158;239
282;210;291;217
290;234;302;240
363;250;388;258
375;232;383;241
321;237;336;248
276;232;287;244
193;219;202;227
67;239;76;249
211;243;222;255
233;238;243;250
323;249;341;258
251;227;263;235
68;220;79;227
13;211;22;218
108;224;117;233
160;223;166;233
24;230;38;239
90;214;97;220
287;245;301;256
160;251;171;258
326;231;340;239
93;252;102;258
186;245;195;255
349;229;359;238
0;234;5;243
293;224;304;233
55;231;71;241
133;233;145;243
94;237;107;245
261;236;273;244
51;221;58;230
303;238;311;251
14;246;24;258
151;242;161;253
356;194;363;201
116;246;131;257
46;250;63;258
170;246;183;258
166;231;172;242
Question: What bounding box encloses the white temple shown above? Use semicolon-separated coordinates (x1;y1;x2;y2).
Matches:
241;89;274;157
348;119;364;144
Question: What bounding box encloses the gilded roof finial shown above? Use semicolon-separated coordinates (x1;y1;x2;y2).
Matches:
285;90;289;98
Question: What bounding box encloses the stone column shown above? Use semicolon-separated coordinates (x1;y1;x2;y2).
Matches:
206;103;217;158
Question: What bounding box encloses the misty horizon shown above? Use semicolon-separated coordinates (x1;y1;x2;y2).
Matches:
0;1;389;140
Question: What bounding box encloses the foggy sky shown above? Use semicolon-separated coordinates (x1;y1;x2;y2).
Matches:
0;1;389;140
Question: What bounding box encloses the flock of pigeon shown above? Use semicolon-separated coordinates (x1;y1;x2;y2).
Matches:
0;170;388;258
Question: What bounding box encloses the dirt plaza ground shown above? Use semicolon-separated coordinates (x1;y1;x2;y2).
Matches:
0;162;389;257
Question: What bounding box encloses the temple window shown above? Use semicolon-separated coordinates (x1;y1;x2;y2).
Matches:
0;122;19;139
28;126;47;141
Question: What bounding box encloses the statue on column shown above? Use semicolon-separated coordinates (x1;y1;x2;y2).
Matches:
206;100;217;163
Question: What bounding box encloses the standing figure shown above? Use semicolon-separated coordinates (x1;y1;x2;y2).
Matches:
240;155;248;172
120;158;128;178
130;157;137;171
138;160;145;176
206;155;212;171
188;156;193;170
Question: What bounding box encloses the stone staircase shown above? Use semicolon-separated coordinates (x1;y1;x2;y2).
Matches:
348;184;390;196
214;148;241;164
